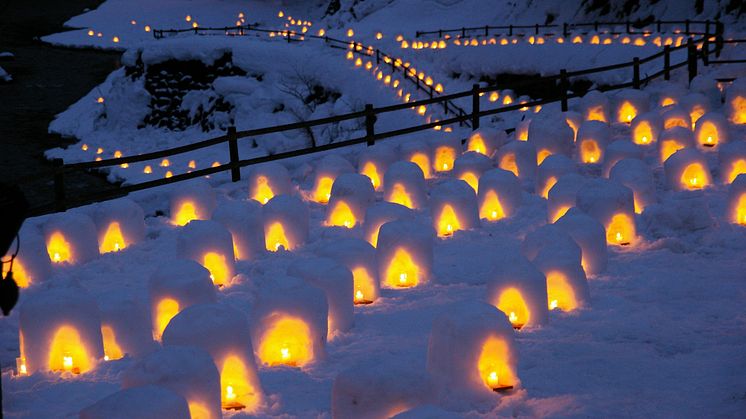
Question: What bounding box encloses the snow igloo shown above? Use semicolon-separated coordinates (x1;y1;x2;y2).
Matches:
363;201;413;247
311;154;354;204
728;174;746;225
358;143;397;190
430;179;480;238
98;293;156;361
546;173;589;223
91;198;145;254
609;158;656;214
658;126;695;163
661;106;692;131
527;112;574;164
176;220;236;287
613;89;649;124
169;179;216;226
326;173;376;228
400;140;433;179
316;237;380;305
602;139;644;178
536;154;576;199
466;127;507;157
477;168;522;222
376;219;434;288
247;162;293;205
430;136;462;173
486;257;549;329
43;211;98;266
719;141;746;184
383;161;427;210
554;207;608;276
212;199;264;262
3;224;51;288
453;151;494;193
579;90;610;124
80;385;191;419
263;194;309;252
664;148;712;191
577;179;637;246
725;79;746;124
496;140;537;181
694;112;729;149
576;120;610;165
631;111;663;146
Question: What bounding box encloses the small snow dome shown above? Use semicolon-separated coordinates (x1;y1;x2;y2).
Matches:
3;224;51;288
326;173;375;228
212;199;264;262
430;136;462;173
43;211;98;266
576;120;610;165
515;118;531;142
614;89;649;124
400;139;433;179
430;179;480;238
631;111;663;146
427;302;518;401
478;168;522;222
661;106;692;131
453;151;493;193
602;139;644;178
376;219;434;288
176;220;236;287
80;385;191;419
527;112;574;164
532;248;590;312
554;208;608;276
358;143;397;190
122;345;222;419
91;198;145;254
169;178;216;226
577;179;637;246
536;154;576;199
725;79;746;124
263;194;309;252
18;281;104;375
316;238;380;305
162;304;263;412
148;259;217;341
609;158;656;214
654;81;687;108
694;112;729;149
363;201;413;247
680;92;711;127
546;173;588;223
251;275;328;367
727;174;746;225
522;224;583;268
486;257;549;329
719;141;746;184
658;127;696;163
247;162;293;205
664;148;712;191
311;154;354;204
579;90;610;123
466;127;506;157
383;161;427;210
98;295;156;361
496;140;537;181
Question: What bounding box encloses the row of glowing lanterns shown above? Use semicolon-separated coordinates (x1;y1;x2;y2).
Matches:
79;142;222;177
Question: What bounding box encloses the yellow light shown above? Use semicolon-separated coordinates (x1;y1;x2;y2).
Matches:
660;140;685;163
203;252;230;286
361;161;382;190
489;92;499;102
99;222;126;253
387;183;414;209
154;298;179;341
437;204;461;237
550;205;571;223
252;175;274;204
385;248;419;287
459;172;479;193
82;144;89;151
185;15;192;22
496;288;529;329
2;259;30;287
417;105;426;116
726;159;746;184
477;337;514;390
144;25;151;32
112;36;120;43
347;28;354;37
586;106;607;123
537;149;552;165
314;176;334;203
409;153;432;179
697;121;719;147
265;222;290;251
434;146;456;172
143;165;152;174
101;325;123;361
546;271;578;311
606;213;635;245
480;190;505;221
499;153;519;177
376;32;383;40
580;140;602;164
633;120;654;145
327;200;357;228
258;317;313;367
680;163;708;190
49;325;90;373
541;176;557;199
730;96;746;124
735;194;746;225
47;231;72;264
87;30;94;36
173;201;198;226
617;101;637;123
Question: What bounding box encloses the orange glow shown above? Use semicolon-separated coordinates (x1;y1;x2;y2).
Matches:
327;200;357;228
580;140;602;164
696;120;720;148
2;259;30;288
99;222;126;253
437;204;461;237
361;161;382;190
633;37;646;46
314;176;334;203
586;106;607;123
566;119;579;142
434;146;456;172
265;222;291;252
467;135;488;155
516;124;529;141
495;288;530;329
352;267;376;304
384;248;420;287
590;35;600;44
154;298;179;341
734;194;746;225
47;231;72;264
617;101;637;123
660;139;685;162
173;201;198;226
387;183;414;209
546;271;578;311
499;153;519;176
606;213;635;245
257;316;313;367
48;325;91;374
550;205;571;223
660;97;676;107
540;176;557;199
680;163;709;190
690;105;706;126
572;35;583;44
537;149;552;165
664;116;688;130
459;172;480;193
101;325;123;361
726;160;746;184
477;337;515;390
633;120;654;145
220;355;259;411
203;252;230;285
729;96;746;124
252;176;274;204
480;190;505;221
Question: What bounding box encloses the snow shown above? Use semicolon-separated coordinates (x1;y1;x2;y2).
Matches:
0;65;11;82
79;385;191;419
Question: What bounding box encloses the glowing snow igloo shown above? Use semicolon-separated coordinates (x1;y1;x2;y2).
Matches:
725;79;746;124
430;136;462;173
727;174;746;225
486;256;548;329
426;302;519;403
564;111;583;142
453;151;494;193
3;224;51;288
527;112;575;164
326;173;376;228
536;154;576;199
576;120;610;165
664;148;712;191
514;118;531;142
376;219;434;288
247;162;293;205
694;112;729;149
576;179;637;246
478;168;522;222
680;92;712;127
250;275;327;367
311;154;354;203
430;179;480;237
554;207;608;276
546;173;589;223
400;140;434;179
91;198;145;254
631;111;663;146
316;238;380;305
579;90;610;123
80;385;191;419
123;345;222;419
43;212;99;266
613;89;649;124
162;304;263;412
363;201;414;247
609;158;656;214
383;161;427;210
661;106;692;131
98;294;156;361
212;200;264;262
288;257;354;337
263;194;309;252
176;220;235;287
148;259;217;341
18;281;104;375
496;140;537;181
658;127;695;163
358;143;397;190
719;141;746;184
653;81;687;108
466;127;507;157
602;139;644;177
169;179;216;226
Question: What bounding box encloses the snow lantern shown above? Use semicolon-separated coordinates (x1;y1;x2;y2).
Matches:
719;141;746;184
383;161;427;210
169;179;216;226
363;202;413;247
576;120;610;165
579;90;610;123
514;119;531;142
176;220;235;287
680;92;712;127
430;179;479;237
664;148;712;191
496;140;537;180
162;304;263;412
122;346;221;419
247;162;293;205
91;198;145;254
609;158;656;213
426;302;518;400
546;173;588;223
554;208;608;275
212;200;264;262
661;106;692;130
430;136;462;173
18;281;104;375
148;260;217;341
486;257;549;329
42;212;98;266
602;139;644;177
727;174;746;225
98;294;156;361
311;154;354;203
564;111;583;142
316;238;379;305
614;89;649;124
536;154;576;199
631;111;663;146
466;128;507;157
527;112;574;164
263;194;309;252
358;143;397;190
376;220;434;288
325;173;375;228
658;127;695;163
694;112;729;149
577;179;637;246
478;168;522;222
725;80;746;124
654;82;687;108
3;224;51;288
79;385;191;419
251;275;327;367
453;151;494;193
400;140;433;179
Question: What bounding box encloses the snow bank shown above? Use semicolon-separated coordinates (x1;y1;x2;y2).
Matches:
80;385;191;419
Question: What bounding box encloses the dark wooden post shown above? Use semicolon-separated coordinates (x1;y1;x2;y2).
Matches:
703;27;710;66
715;20;724;57
485;25;489;37
375;49;380;64
685;19;690;35
461;27;466;38
438;29;442;38
227;126;240;182
471;84;480;130
687;38;697;83
626;20;631;34
705;20;710;37
535;24;539;35
563;23;569;37
365;104;375;146
633;57;640;89
559;69;569;112
53;159;66;212
664;45;671;80
594;21;599;32
509;25;513;36
656;20;661;33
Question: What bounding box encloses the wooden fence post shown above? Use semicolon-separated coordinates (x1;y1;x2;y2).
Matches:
471;84;480;130
664;45;671;80
227;126;240;182
376;49;380;64
685;19;690;35
633;57;640;89
687;38;697;83
509;25;513;36
53;159;66;212
365;104;375;146
626;20;631;34
559;69;569;112
485;25;489;37
594;21;599;32
715;20;724;57
461;27;466;38
656;20;661;33
535;24;539;35
563;23;568;37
